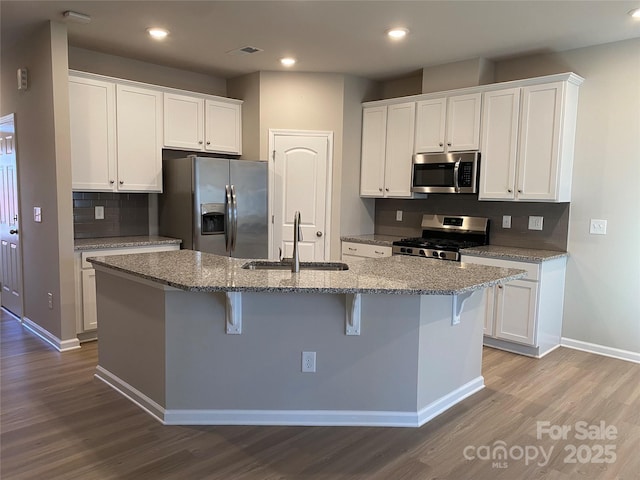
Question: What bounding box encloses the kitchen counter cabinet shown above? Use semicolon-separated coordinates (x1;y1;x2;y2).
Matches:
341;241;392;262
89;250;524;427
461;251;567;357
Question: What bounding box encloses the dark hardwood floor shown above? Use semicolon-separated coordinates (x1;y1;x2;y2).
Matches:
1;308;639;479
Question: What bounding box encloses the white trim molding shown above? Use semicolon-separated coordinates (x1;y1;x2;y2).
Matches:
93;366;485;428
561;338;640;364
22;316;81;352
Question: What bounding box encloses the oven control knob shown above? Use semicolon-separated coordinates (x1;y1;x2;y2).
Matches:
400;248;406;253
419;250;426;256
439;252;447;258
432;251;439;258
407;248;413;254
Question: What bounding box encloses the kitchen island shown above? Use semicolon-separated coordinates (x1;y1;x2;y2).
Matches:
89;250;525;427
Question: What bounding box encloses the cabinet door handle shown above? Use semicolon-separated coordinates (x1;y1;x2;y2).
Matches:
518;189;522;193
498;285;503;289
378;187;383;192
447;142;452;147
198;141;203;145
439;142;444;147
385;188;389;192
206;141;211;145
110;180;115;184
348;247;357;251
119;180;124;185
507;188;512;193
374;250;384;255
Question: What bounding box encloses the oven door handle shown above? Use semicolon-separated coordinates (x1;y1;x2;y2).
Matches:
453;158;461;193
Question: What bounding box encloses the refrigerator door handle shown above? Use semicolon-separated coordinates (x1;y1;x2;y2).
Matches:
230;184;238;252
225;185;232;253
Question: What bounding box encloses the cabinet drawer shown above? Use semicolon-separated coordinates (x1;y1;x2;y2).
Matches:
460;255;539;281
341;242;392;259
80;244;179;268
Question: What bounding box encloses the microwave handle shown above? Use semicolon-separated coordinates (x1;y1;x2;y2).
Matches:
453;158;461;193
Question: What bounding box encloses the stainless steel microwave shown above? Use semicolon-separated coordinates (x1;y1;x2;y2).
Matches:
411;151;480;194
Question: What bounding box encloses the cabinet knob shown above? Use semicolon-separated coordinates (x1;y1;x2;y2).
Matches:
447;142;452;147
507;189;512;193
198;141;203;145
385;188;389;192
498;285;503;289
206;141;211;145
518;189;522;193
110;180;115;185
439;142;444;147
378;187;383;192
119;180;124;185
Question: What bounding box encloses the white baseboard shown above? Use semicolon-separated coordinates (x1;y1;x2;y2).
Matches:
94;366;484;428
417;376;485;427
561;337;640;364
22;317;81;352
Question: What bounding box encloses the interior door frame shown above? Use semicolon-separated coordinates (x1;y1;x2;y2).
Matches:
268;129;334;261
0;113;24;319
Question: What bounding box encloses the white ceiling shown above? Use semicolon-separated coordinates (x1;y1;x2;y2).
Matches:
2;1;639;81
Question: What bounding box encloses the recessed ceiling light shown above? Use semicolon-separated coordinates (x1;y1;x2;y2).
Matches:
628;7;640;18
280;57;296;67
147;28;169;40
387;27;409;39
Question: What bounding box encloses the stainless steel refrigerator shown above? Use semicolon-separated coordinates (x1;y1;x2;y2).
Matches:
159;155;268;258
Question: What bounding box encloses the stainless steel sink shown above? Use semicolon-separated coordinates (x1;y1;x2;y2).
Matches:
242;260;349;271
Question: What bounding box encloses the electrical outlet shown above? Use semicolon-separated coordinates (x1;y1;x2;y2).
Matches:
47;292;53;310
302;351;316;373
589;219;607;235
502;215;511;229
33;206;42;223
528;216;544;231
396;210;403;221
95;205;105;220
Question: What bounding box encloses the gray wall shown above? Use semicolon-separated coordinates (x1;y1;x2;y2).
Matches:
493;38;640;354
422;58;495;93
0;21;76;341
68;47;227;96
227;71;261;160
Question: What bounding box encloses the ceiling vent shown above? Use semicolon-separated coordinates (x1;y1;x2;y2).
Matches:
227;46;264;56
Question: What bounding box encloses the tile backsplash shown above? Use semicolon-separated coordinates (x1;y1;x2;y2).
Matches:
72;192;149;239
375;195;570;251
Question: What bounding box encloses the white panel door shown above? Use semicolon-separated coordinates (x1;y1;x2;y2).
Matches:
446;93;482;151
163;93;204;150
0;114;23;317
81;269;97;330
494;280;538;346
69;76;116;191
205;100;242;154
384;102;415;197
517;82;563;200
272;133;330;262
359;106;387;196
479;88;521;200
415;98;447;153
116;84;163;192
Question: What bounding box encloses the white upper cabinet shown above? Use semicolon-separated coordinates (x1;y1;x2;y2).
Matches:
478;88;521;200
69;76;117;191
480;79;580;202
164;93;242;155
115;84;163;192
415;93;481;153
360;102;415;198
163;93;204;150
70;76;163;192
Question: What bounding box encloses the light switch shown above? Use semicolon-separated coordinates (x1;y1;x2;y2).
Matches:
589;219;607;235
33;206;42;223
502;215;511;229
396;210;403;221
95;205;105;220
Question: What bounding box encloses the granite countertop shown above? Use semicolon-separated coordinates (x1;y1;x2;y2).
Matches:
460;245;568;263
74;235;182;251
340;234;404;247
88;249;526;295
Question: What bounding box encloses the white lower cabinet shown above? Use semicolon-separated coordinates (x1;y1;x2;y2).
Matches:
461;254;566;358
74;244;179;336
341;241;392;262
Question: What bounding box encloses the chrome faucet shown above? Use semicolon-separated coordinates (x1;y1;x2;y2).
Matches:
292;211;303;273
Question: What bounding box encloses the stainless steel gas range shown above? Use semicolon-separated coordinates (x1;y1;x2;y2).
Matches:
392;214;489;261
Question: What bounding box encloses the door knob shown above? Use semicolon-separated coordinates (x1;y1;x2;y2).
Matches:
316;231;323;237
9;229;18;234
